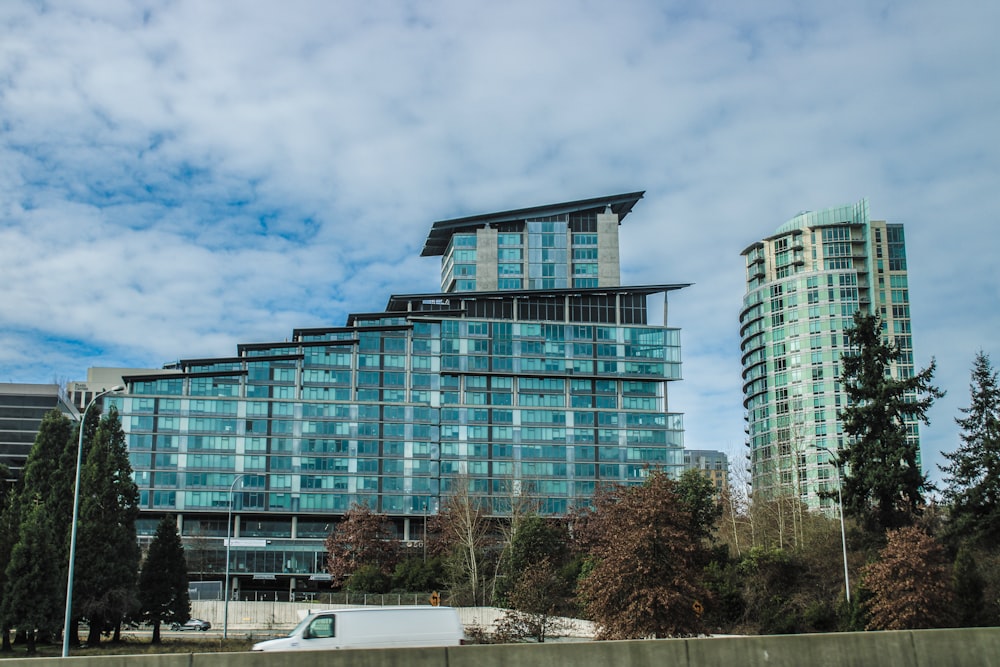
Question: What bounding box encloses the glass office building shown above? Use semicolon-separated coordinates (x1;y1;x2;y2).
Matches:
103;192;689;598
739;199;917;512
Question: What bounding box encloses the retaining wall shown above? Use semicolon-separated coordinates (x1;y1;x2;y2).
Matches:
188;601;596;637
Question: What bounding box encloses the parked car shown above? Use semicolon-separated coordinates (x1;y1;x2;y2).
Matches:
171;618;212;631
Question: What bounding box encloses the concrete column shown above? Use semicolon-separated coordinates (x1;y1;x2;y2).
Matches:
477;226;499;291
596;212;621;286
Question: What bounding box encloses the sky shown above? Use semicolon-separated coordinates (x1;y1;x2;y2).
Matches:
2;0;997;489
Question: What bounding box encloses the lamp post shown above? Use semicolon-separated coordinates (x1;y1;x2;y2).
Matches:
63;385;124;658
223;473;247;639
818;445;851;603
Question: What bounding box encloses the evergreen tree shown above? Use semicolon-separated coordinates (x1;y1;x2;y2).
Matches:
495;515;570;608
3;503;65;652
138;516;190;644
0;463;16;652
390;555;444;593
951;545;988;627
74;408;141;646
839;312;943;534
494;557;568;642
14;409;77;550
18;411;74;512
0;410;74;650
940;351;1000;548
676;468;723;541
61;408;103;648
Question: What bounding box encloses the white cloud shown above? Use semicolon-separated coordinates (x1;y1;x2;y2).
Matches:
1;0;998;485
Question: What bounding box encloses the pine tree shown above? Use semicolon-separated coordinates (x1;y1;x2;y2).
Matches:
951;545;988;627
74;408;141;646
0;470;16;652
3;503;65;652
839;312;943;534
138;516;190;643
940;351;1000;548
61;407;103;648
0;410;74;650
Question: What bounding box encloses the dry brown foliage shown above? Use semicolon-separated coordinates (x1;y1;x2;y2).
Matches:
576;473;710;639
862;525;954;630
323;504;400;586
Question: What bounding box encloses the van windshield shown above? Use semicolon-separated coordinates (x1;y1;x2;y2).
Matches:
288;613;318;638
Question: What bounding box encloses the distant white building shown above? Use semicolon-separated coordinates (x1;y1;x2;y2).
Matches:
683;449;728;494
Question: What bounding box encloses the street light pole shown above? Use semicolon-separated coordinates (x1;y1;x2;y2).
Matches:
818;445;851;603
223;473;246;639
63;385;124;658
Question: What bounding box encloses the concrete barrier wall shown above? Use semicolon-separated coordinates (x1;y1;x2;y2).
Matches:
4;627;998;667
449;638;689;667
192;600;305;632
685;631;920;667
195;646;448;667
909;627;1000;667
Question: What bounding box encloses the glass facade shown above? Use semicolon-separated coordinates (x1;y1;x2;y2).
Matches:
108;192;688;593
438;205;620;293
739;200;917;512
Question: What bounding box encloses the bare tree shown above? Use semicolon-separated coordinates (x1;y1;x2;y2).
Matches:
432;477;495;606
719;454;754;557
490;475;540;604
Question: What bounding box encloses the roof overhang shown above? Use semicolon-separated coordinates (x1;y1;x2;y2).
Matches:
385;283;691;312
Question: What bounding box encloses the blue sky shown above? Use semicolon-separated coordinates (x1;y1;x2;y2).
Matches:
2;0;998;489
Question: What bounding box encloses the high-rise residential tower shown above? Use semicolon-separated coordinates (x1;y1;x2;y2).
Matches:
740;199;916;512
97;191;689;600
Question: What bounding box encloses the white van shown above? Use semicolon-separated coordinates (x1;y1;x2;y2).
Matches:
251;606;464;652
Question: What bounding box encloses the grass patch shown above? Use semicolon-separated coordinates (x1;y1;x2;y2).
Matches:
0;636;257;659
